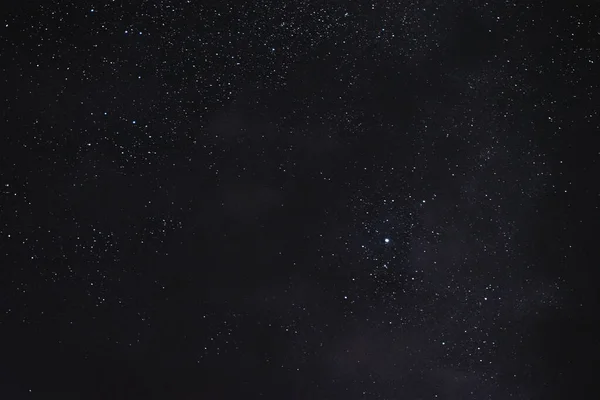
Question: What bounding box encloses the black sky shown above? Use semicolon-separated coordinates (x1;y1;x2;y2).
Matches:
1;1;598;399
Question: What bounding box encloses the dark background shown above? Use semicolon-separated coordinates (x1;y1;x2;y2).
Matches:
1;1;598;398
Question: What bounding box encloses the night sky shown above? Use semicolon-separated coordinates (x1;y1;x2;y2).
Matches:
1;1;598;399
